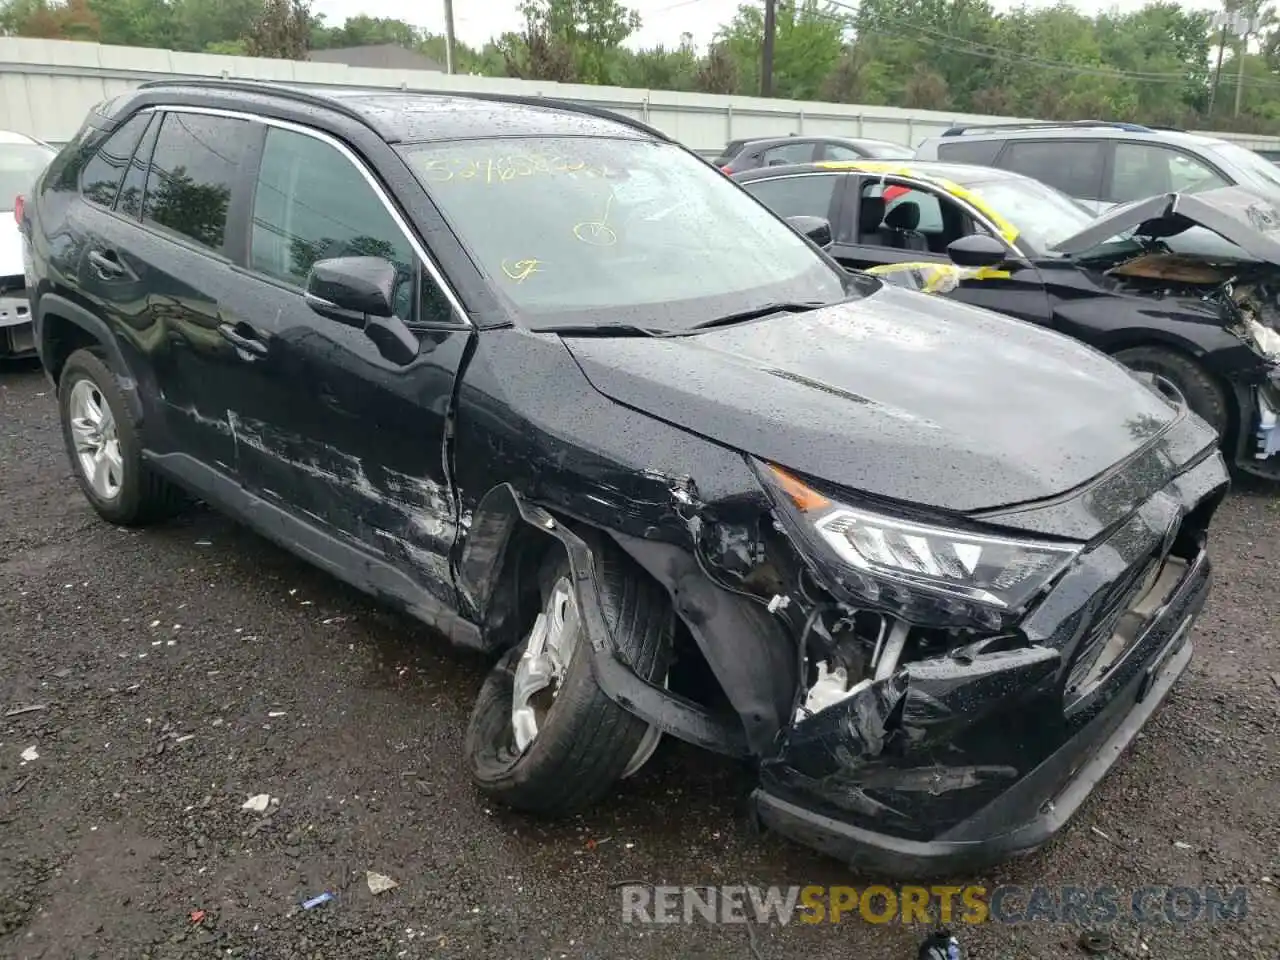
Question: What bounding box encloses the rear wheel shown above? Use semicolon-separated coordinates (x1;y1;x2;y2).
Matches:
464;537;672;816
1113;345;1229;437
57;348;184;525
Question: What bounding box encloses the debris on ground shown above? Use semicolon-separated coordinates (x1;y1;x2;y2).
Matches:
5;704;47;717
189;909;206;924
917;929;963;959
1173;840;1193;850
1078;930;1112;954
241;794;276;813
366;871;399;895
301;892;336;910
19;745;39;762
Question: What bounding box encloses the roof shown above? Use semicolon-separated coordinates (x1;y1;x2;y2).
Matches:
124;80;665;145
308;43;444;72
0;129;39;145
731;158;1028;186
728;134;906;149
922;123;1230;149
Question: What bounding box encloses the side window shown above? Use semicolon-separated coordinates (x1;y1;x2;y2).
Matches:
116;114;159;219
762;141;816;166
823;143;863;161
142;112;253;253
79;113;150;208
936;139;1003;166
744;174;840;225
1109;143;1227;203
250;127;450;324
999;140;1104;200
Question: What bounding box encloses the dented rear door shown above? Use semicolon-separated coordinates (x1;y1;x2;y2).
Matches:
224;123;470;606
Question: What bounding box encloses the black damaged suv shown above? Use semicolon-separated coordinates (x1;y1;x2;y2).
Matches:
22;80;1228;875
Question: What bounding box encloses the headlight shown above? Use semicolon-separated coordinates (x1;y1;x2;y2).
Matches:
757;461;1081;623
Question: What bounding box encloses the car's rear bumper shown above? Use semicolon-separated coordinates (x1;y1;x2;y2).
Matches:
752;543;1208;879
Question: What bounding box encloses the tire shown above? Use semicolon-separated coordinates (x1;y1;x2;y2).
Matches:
1113;345;1230;437
57;348;184;525
464;533;673;816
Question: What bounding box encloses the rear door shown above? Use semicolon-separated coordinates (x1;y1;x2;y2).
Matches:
225;120;471;605
993;139;1108;211
738;171;848;238
75;107;260;476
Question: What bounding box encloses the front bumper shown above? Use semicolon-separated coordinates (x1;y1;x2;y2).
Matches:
752;459;1219;878
0;294;34;358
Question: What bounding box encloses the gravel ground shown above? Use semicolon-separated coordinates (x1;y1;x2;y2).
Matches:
1;360;1278;960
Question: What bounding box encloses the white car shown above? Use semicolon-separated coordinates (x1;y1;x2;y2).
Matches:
0;129;56;359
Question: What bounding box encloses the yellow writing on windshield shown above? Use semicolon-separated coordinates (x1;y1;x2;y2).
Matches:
419;154;616;185
573;192;618;246
501;258;543;283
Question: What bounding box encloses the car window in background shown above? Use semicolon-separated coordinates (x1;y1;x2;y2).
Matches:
142;112;253;254
824;144;864;161
743;174;841;226
1208;140;1280;192
999;140;1105;199
0;140;56;209
879;185;944;233
935;139;1003;165
762;141;815;166
79;114;150;209
1109;143;1226;202
399;136;848;331
959;177;1096;253
250;127;446;323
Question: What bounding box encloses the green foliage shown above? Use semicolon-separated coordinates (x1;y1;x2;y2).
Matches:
4;0;1280;131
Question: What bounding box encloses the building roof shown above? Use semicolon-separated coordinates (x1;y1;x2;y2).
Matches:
307;43;444;73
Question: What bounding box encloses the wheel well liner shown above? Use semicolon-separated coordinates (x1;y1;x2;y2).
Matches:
36;294;145;424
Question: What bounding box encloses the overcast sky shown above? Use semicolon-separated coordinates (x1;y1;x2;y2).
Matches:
311;0;1193;53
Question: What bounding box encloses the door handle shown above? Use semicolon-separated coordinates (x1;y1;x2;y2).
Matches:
218;322;268;359
87;249;124;278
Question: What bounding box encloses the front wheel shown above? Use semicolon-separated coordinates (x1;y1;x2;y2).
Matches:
1113;345;1229;437
464;538;672;816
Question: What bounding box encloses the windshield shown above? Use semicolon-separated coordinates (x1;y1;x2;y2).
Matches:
959;177;1097;253
398;137;849;330
1207;141;1280;193
0;141;55;210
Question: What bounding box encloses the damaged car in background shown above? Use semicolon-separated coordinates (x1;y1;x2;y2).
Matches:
737;160;1280;478
25;82;1229;876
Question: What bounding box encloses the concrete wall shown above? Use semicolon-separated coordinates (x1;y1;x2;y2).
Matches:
3;36;1279;153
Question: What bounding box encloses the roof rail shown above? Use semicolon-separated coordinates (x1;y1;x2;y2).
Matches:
940;119;1153;137
132;77;672;143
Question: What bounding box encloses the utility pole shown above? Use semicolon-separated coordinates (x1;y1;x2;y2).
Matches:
444;0;456;74
761;0;776;97
1208;19;1228;117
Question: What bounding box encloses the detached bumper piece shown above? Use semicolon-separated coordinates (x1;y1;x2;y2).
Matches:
753;471;1217;878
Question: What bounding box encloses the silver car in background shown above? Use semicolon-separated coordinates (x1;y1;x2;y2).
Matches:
0;130;56;359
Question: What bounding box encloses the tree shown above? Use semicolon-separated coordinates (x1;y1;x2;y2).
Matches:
0;0;100;40
244;0;310;60
716;1;848;99
499;0;641;84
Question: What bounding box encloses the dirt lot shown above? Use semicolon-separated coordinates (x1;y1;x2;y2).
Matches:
1;361;1278;960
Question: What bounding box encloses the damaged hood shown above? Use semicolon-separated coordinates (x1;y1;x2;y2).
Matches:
1052;186;1280;265
562;285;1182;513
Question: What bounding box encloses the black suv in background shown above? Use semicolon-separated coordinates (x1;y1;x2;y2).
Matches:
20;81;1226;874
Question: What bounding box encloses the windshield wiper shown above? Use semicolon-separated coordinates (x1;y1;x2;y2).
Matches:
684;301;827;332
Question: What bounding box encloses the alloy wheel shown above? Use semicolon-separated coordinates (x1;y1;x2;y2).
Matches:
68;378;123;501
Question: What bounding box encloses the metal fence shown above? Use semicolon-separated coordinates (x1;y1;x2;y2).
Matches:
3;36;1278;154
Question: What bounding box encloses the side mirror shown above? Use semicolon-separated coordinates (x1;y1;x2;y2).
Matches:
304;256;418;366
946;234;1008;268
786;215;833;248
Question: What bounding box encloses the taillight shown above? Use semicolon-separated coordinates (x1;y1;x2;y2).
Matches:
13;195;23;227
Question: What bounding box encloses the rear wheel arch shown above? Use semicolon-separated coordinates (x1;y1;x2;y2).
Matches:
36;294;147;428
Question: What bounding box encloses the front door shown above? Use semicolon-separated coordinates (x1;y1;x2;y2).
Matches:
832;176;1053;326
223;121;471;607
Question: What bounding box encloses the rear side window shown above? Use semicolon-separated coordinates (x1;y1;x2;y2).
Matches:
936;139;1003;166
762;141;817;166
744;174;841;228
80;113;150;208
998;140;1105;199
142;112;254;253
116;114;159;219
1108;142;1227;203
